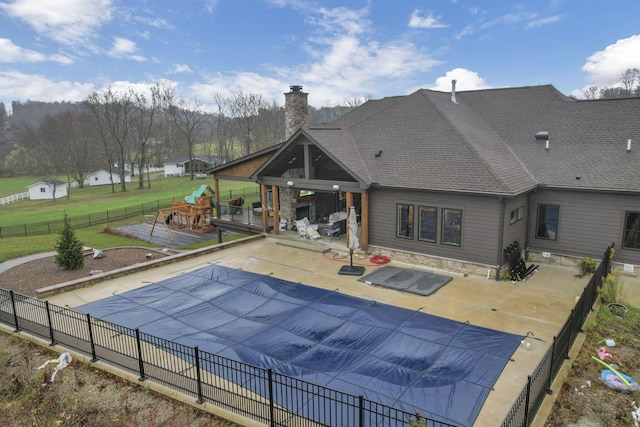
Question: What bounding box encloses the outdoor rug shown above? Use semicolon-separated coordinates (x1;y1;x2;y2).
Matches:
358;266;453;296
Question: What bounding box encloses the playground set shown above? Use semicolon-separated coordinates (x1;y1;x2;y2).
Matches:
150;185;217;240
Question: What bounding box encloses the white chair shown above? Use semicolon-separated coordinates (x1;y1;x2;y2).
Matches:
296;218;320;240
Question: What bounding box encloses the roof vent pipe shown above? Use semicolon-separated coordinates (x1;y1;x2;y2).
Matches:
451;80;457;104
627;139;632;153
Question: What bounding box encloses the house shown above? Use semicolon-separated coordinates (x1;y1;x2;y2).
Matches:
26;180;68;200
163;156;220;177
212;84;640;278
87;167;132;186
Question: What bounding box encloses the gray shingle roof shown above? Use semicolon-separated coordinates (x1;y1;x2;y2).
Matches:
308;85;640;195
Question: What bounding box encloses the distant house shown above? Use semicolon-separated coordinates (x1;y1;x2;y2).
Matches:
164;156;220;177
87;167;132;186
27;180;68;200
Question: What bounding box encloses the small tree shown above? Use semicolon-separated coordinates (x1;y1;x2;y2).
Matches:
55;214;84;270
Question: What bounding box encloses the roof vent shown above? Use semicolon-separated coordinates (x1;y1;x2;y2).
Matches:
535;131;549;140
451;80;457;104
374;150;382;157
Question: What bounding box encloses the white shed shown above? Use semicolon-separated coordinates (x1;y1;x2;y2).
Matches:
87;167;132;186
26;180;69;200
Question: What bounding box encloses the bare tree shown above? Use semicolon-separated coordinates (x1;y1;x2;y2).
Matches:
129;84;164;189
228;92;267;156
0;102;15;174
254;100;285;150
164;88;209;181
85;87;136;192
212;93;236;161
621;68;640;94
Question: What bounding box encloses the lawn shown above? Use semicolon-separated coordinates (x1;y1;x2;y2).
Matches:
0;176;259;227
0;175;258;261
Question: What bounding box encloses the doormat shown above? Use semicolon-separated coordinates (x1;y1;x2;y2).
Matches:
358;266;452;296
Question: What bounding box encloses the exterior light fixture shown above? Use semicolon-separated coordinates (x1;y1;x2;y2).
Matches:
287;181;294;186
332;184;340;191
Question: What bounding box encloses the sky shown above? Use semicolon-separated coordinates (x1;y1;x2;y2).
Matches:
1;0;640;113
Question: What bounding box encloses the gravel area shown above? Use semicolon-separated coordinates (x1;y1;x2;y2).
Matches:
0;248;171;297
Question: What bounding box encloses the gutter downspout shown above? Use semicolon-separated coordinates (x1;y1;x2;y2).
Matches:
496;197;505;281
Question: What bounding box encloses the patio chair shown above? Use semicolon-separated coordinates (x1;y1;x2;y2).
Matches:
296;218;321;240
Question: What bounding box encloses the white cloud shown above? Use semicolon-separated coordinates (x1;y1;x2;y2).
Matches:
0;0;113;46
525;14;564;29
0;38;73;64
582;35;640;86
0;70;95;104
169;64;193;74
108;37;146;61
408;10;448;29
428;68;491;92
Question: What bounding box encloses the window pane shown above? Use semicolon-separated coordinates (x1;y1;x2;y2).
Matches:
510;206;524;224
418;206;437;242
396;204;414;239
536;204;559;240
623;211;640;250
442;208;462;246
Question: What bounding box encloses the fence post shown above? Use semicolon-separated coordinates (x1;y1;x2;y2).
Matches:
87;314;98;362
45;301;55;346
194;346;204;404
268;368;275;427
107;210;110;222
125;207;128;219
9;290;19;332
47;221;51;234
135;328;146;381
548;337;557;391
524;375;532;427
23;224;27;237
359;395;365;427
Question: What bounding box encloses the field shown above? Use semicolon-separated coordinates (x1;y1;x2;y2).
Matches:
0;175;258;261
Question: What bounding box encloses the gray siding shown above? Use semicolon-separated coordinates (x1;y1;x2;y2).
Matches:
502;193;530;253
529;189;640;265
369;189;502;265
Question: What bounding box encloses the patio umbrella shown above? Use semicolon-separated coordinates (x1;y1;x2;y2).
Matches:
339;206;365;276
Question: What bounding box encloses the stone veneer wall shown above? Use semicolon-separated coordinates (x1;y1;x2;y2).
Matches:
369;245;500;280
284;86;308;140
278;186;316;228
527;250;638;278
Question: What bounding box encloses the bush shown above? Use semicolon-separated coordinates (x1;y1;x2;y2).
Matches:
54;214;84;270
597;270;626;304
577;257;597;277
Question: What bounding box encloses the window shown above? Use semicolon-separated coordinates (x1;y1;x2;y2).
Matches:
396;204;414;239
418;206;437;242
510;206;524;224
442;208;462;246
536;204;559;240
40;187;46;193
623;211;640;250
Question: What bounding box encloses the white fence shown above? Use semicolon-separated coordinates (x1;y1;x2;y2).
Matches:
0;192;29;206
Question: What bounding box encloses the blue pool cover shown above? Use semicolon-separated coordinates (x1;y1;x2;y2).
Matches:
77;264;522;426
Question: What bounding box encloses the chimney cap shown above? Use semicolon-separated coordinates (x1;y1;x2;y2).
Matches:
289;85;303;92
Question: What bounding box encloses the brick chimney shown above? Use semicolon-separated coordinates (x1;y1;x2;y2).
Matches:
284;85;308;140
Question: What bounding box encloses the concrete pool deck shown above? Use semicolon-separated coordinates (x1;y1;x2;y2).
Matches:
38;236;640;426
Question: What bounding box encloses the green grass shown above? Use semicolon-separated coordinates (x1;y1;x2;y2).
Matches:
0;176;260;227
0;176;258;262
0;176;43;197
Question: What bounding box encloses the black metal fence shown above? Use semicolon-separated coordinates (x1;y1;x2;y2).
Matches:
0;288;457;427
500;243;614;427
0;188;261;239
